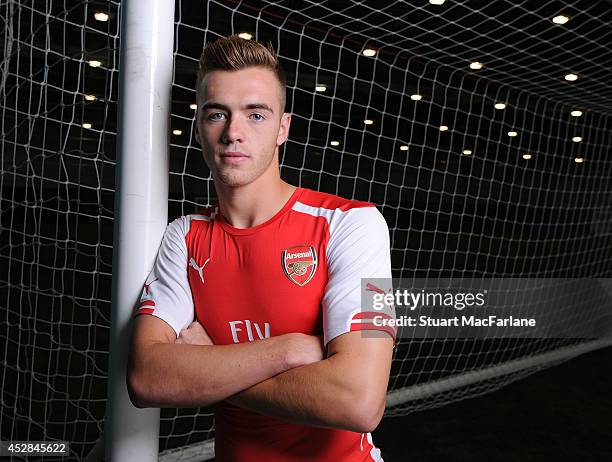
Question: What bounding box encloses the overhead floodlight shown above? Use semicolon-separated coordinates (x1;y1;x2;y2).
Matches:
494;103;506;110
572;136;582;142
570;110;582;117
463;150;472;155
362;48;377;57
330;140;340;146
88;60;102;68
508;131;518;137
470;62;484;70
364;119;374;125
410;94;422;101
439;125;448;131
564;73;579;81
190;103;197;110
315;84;327;92
172;129;182;135
84;94;97;101
429;0;446;4
82;122;92;129
94;12;109;22
523;153;532;160
552;15;569;24
399;145;409;151
574;157;584;163
238;32;253;40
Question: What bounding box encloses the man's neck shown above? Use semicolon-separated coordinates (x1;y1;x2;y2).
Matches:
215;176;297;229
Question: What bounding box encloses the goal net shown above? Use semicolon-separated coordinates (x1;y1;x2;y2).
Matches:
1;0;120;460
1;0;611;460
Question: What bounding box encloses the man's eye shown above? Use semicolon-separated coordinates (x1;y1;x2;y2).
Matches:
250;113;264;121
208;112;225;121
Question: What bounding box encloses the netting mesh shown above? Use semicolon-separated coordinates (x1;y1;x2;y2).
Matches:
1;0;119;459
1;0;611;459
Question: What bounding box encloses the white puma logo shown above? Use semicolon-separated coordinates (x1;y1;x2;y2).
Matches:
189;257;210;284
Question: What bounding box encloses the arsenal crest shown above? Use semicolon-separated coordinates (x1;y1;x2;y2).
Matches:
281;245;318;286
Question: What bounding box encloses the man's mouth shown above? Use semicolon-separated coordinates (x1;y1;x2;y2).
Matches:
220;151;249;164
221;151;249;157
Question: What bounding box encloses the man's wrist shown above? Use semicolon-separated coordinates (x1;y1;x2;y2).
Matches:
280;333;301;370
281;332;326;369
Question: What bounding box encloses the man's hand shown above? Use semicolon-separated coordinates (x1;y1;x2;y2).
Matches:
285;333;325;367
176;321;214;346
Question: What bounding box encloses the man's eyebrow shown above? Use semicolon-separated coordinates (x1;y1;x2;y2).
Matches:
201;102;229;112
244;103;274;113
200;102;274;114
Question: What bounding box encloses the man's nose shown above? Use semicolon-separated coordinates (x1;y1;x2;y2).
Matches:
221;116;244;144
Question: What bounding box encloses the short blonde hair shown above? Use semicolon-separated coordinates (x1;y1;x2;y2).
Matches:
196;35;286;112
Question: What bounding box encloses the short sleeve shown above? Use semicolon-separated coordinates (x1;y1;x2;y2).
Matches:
322;206;396;346
135;216;195;337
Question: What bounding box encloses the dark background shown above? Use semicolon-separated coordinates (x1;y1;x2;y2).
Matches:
373;346;612;461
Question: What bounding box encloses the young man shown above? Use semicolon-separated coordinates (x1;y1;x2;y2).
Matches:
127;35;395;461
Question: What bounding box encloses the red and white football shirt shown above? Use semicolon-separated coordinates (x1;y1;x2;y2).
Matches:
137;187;394;462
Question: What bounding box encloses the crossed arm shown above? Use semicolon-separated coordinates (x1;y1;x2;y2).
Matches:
127;315;393;433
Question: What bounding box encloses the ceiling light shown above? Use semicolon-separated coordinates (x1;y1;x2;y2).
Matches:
410;94;422;101
82;122;92;129
84;94;97;101
552;15;569;25
572;136;582;142
88;60;102;68
190;103;197;110
330;140;340;146
470;62;483;70
523;153;532;160
172;129;182;135
463;150;472;155
94;12;109;22
238;32;253;40
570;110;582;117
439;125;448;131
399;145;409;151
494;103;506;110
508;131;518;137
429;0;446;4
574;157;584;163
315;84;327;92
564;73;578;81
362;48;377;57
364;119;374;125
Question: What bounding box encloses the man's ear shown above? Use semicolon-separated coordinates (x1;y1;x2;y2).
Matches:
276;113;292;146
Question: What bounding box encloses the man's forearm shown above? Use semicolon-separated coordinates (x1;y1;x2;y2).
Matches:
129;331;311;408
226;340;391;433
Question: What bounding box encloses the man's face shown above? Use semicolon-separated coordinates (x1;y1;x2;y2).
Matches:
195;67;291;188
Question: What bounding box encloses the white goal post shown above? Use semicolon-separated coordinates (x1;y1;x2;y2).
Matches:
103;1;175;461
